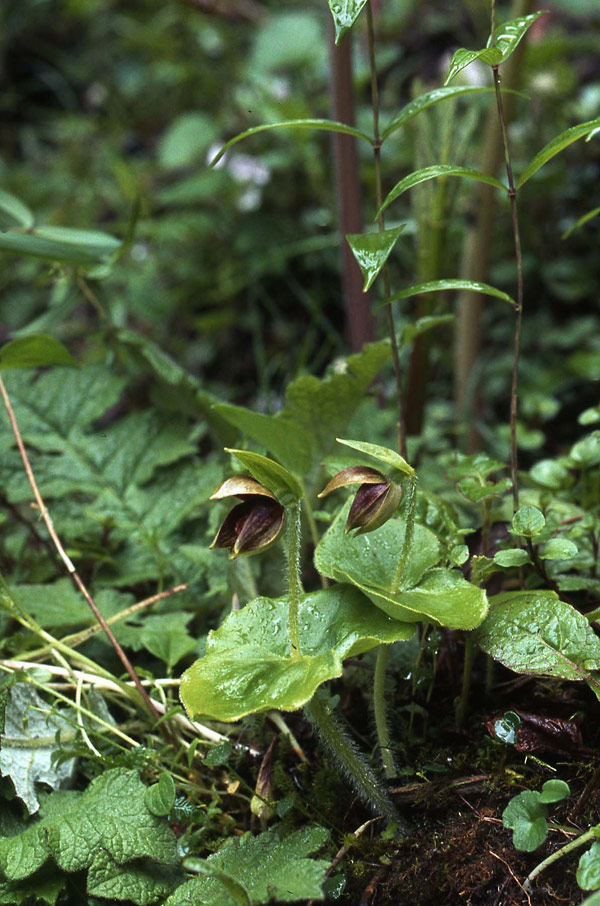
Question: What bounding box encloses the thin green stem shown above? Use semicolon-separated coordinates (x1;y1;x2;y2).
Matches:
286;502;303;659
373;645;396;779
392;477;417;594
524;827;598;891
306;689;404;826
365;0;407;459
455;633;475;730
492;64;523;512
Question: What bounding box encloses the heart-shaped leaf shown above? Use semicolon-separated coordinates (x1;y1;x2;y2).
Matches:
502;791;548;852
474;590;600;680
346;227;405;291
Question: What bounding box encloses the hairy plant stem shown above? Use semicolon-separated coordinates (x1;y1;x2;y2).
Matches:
491;22;524;511
365;0;407;461
286;502;303;658
523;826;598;892
392;478;417;594
306;689;403;826
373;645;397;779
0;377;162;724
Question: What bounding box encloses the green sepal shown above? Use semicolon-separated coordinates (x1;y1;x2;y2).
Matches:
335;438;415;478
226;448;303;505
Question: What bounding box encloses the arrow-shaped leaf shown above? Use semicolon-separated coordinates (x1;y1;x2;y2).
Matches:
378;166;506;218
346;226;405;291
327;0;368;43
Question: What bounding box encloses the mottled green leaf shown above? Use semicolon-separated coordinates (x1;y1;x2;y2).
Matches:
0;336;77;371
518;116;600;188
475;590;600;680
210;120;372;167
378;166;506;218
346;227;405;291
382;279;515;309
327;0;368;42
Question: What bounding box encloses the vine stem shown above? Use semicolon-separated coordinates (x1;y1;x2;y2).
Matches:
286;502;302;658
373;645;397;779
0;376;162;724
305;689;404;827
366;0;407;461
523;827;598;891
491;11;523;512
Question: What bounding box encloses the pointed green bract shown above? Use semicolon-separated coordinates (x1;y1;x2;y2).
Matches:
336;438;415;477
346;227;405;291
444;12;545;84
0;190;34;230
0;336;77;371
327;0;368;43
226;448;303;505
382;86;499;141
517;116;600;188
381;279;515;308
210;119;372;167
378;166;506;218
180;586;414;721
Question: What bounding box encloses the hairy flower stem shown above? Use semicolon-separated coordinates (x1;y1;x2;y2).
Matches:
285;503;303;659
392;477;417;595
366;0;407;461
306;689;404;826
374;645;397;779
491;12;523;511
524;827;597;892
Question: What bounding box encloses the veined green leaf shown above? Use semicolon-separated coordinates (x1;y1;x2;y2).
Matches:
226;448;303;504
382;86;500;141
0;336;77;371
327;0;368;43
444;12;544;84
0;190;34;230
210;120;372;166
0;226;121;265
346;227;405;291
378;166;506;217
518;116;600;187
381;279;515;308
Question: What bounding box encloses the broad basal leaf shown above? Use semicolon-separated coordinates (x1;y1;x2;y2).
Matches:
0;684;75;815
327;0;367;43
346;227;405;291
517;116;600;188
181;586;414;721
166;826;329;906
474;590;600;680
378;166;506;218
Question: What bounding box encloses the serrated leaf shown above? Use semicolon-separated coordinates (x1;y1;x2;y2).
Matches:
210;120;372;167
381;279;515;309
145;773;176;817
474;590;600;680
502;791;548;851
539;538;578;560
377;166;506;218
346;227;405;291
0;336;77;371
494;549;531;568
382;86;499;141
0;226;121;265
0;684;75;815
578;843;600;892
139;615;198;671
327;0;368;42
512;505;545;537
0;190;34;230
226;449;303;505
165;826;330;906
517;116;600;188
336;438;414;477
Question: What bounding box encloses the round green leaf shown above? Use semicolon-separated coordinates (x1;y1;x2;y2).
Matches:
180;646;341;721
144;772;176;817
449;545;469;566
226;448;303;504
538;779;570;804
539;538;578;561
571;432;600;468
502;791;548;852
512;505;545;537
494;549;531;568
578;842;600;892
530;459;570;490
